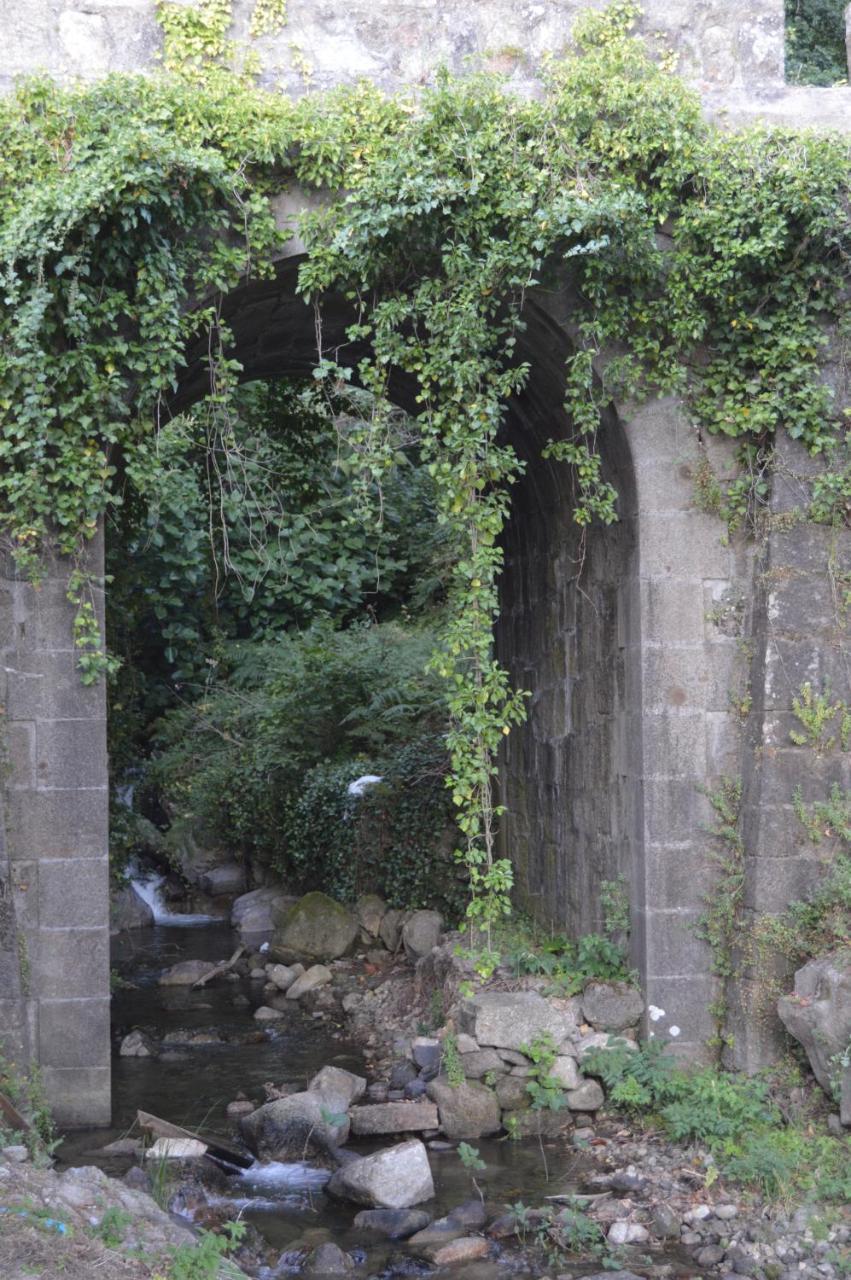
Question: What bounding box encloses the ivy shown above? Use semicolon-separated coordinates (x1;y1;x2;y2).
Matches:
2;2;851;938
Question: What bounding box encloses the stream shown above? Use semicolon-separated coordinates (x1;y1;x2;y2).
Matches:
60;921;596;1278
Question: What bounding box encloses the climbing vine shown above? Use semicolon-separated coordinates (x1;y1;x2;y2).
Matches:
1;2;851;939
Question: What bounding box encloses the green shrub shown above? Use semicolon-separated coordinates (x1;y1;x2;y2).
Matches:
785;0;848;86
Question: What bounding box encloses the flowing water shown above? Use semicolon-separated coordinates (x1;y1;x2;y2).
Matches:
60;921;674;1278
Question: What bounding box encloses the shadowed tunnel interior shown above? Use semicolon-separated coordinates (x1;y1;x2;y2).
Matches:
172;263;644;951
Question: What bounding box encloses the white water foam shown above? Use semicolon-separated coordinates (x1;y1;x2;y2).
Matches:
238;1160;331;1192
129;864;218;926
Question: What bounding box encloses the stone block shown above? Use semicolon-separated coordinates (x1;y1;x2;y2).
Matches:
36;719;107;789
31;580;77;652
644;842;714;912
643;974;721;1046
641;712;706;781
32;926;109;999
5;650;104;721
642;777;713;846
640;513;733;580
3;787;108;860
744;854;821;914
349;1102;439;1135
40;1066;111;1129
640;577;707;646
38;997;110;1069
6;722;36;789
641;907;711;978
38;857;109;929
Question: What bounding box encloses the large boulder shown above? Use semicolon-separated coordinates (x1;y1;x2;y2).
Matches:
356;894;387;939
459;991;578;1052
110;884;154;933
581;981;644;1032
425;1077;501;1140
327;1139;435;1208
240;1088;351;1160
272;892;359;961
231;887;295;940
308;1066;367;1107
199;862;246;898
778;951;851;1094
402;911;444;961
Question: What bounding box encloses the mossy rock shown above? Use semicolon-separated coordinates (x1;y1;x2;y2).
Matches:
271;891;358;961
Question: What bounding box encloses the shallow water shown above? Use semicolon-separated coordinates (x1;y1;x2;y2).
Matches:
61;921;679;1277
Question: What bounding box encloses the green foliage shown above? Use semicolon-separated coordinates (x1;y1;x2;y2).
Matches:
441;1033;465;1087
585;1039;778;1146
519;1033;568;1112
167;1221;246;1280
92;1207;133;1248
790;682;851;752
785;0;849;86
721;1128;851;1203
0;1054;60;1165
755;783;851;964
505;928;633;994
511;1199;608;1263
695;778;745;1050
600;875;630;939
4;2;851;932
457;1141;486;1172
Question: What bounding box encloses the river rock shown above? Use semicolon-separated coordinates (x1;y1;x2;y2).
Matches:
309;1066;367;1107
402;910;444;961
327;1139;435;1208
549;1056;581;1090
231;886;294;939
501;1108;573;1138
287;964;332;999
576;1032;638;1060
426;1077;501;1140
424;1236;490;1266
411;1037;442;1074
158;960;217;986
495;1075;531;1111
777;950;851;1093
459;1048;506;1080
350;1102;439;1135
240;1089;351;1159
119;1030;155;1057
566;1079;604;1111
200;862;246;897
267;963;298;992
110;884;154;932
353;1208;431;1238
380;907;406;952
304;1242;354;1275
608;1222;650;1245
356;894;386;939
272;892;358;961
581;981;645;1032
459;991;577;1052
254;1005;286;1022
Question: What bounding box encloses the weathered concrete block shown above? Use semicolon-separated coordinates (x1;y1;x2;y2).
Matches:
38;857;108;929
38;997;110;1069
32;926;109;999
35;719;107;789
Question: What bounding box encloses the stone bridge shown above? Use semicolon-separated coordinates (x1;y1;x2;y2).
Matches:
1;0;851;1126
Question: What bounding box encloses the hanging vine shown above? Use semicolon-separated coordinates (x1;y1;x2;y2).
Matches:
0;2;850;942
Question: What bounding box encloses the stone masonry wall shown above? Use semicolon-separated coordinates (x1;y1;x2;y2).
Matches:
0;538;110;1127
0;0;785;99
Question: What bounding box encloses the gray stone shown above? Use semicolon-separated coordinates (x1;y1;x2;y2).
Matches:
777;951;851;1093
460;1048;507;1080
549;1056;581;1090
110;884;154;932
309;1066;367;1106
266;963;298;992
421;1236;490;1266
426;1077;501;1140
402;910;444;961
327;1139;435;1208
411;1037;442;1073
231;886;293;938
841;1065;851;1127
119;1030;155;1057
286;964;333;1000
254;1005;287;1021
380;908;406;952
349;1102;439;1135
240;1089;351;1159
158;960;216;987
459;991;576;1051
581;981;645;1032
2;1145;28;1163
502;1108;573;1138
356;894;386;938
651;1203;681;1238
305;1242;354;1276
608;1222;650;1245
495;1074;531;1111
455;1034;479;1054
353;1208;431;1239
272;892;358;961
565;1079;604;1111
200;862;246;897
576;1032;638;1061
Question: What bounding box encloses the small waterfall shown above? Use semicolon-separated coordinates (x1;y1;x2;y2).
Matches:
238;1160;332;1192
129;863;218;926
